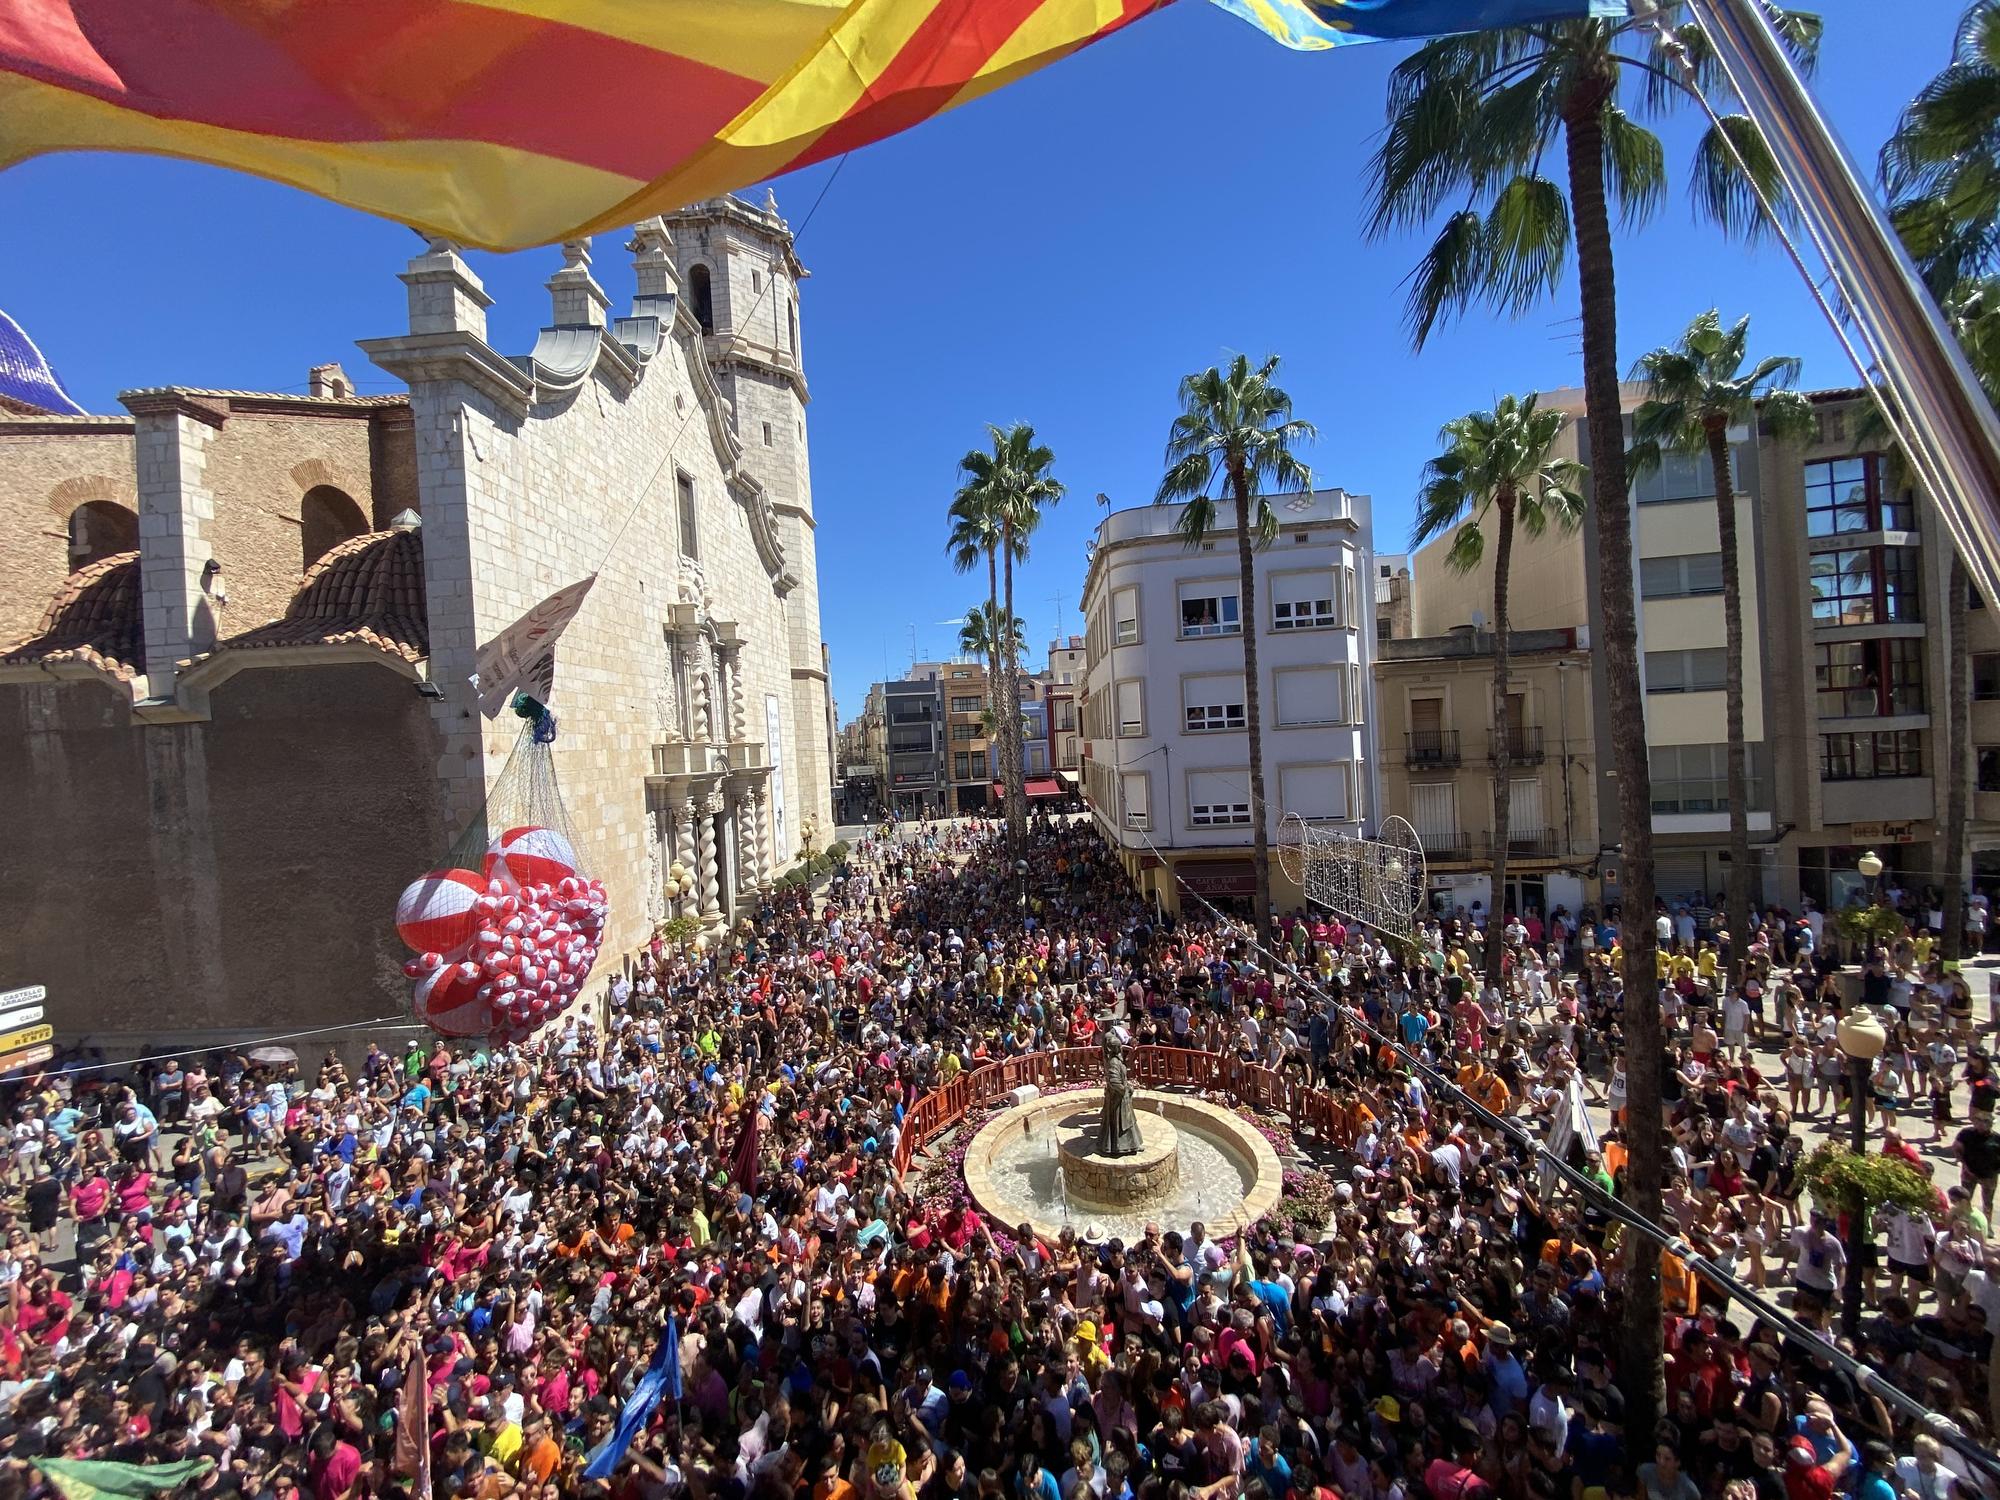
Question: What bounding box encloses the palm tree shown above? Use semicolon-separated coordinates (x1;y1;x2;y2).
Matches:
1414;394;1586;991
1628;312;1815;955
964;605;1030;788
1882;1;2000;294
1366;7;1818;1428
1156;354;1316;940
953;425;1062;843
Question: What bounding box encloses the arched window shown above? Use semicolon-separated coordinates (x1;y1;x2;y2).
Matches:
689;264;714;334
788;297;799;358
67;500;137;570
300;485;368;571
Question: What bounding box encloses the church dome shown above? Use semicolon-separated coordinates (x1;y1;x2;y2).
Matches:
0;308;87;416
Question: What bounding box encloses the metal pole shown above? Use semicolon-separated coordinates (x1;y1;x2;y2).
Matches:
1686;0;2000;608
1842;1052;1869;1339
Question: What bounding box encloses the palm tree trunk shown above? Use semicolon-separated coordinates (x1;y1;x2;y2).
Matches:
986;549;1003;821
1487;492;1515;993
1708;418;1753;958
1232;463;1274;940
1002;534;1028;848
1944;551;1971;960
1563;78;1664;1438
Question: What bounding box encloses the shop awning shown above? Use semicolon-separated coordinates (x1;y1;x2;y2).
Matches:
991;777;1068;800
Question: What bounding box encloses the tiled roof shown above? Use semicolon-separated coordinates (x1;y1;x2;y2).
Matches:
2;551;144;681
218;526;428;663
119;384;407;408
0;308;88;416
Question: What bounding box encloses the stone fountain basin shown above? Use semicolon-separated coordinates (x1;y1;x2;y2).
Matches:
960;1087;1283;1243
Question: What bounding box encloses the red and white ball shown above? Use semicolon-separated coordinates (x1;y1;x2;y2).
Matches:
395;869;486;955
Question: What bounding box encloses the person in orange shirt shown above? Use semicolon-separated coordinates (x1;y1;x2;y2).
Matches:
518;1415;563;1487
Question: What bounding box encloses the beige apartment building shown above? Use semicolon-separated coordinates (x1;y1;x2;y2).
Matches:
1375;625;1597;921
1386;383;1998;918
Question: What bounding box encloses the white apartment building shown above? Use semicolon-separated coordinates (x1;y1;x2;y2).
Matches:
1079;490;1377;913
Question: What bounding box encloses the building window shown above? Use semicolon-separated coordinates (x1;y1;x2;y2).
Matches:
688;265;714;334
1376;615;1392;645
762;422;773;446
1650;743;1771;812
1981;748;2000;792
1189;801;1252;827
750;268;762;293
1976;653;2000;701
1121;771;1151;830
1115;680;1144;737
1631;444;1724;505
950;696;981;714
1645;648;1727;694
1112;586;1140;645
788;299;799;359
971;752;987;779
676;473;699;560
1803;453;1917;537
950;723;979;742
1820;729;1923;780
1178;590;1240;638
1809;546;1922;625
1275;667;1348;727
1183;674;1247;733
1271;571;1338;630
1814;638;1925;718
1638;553;1724;599
953;752;970;780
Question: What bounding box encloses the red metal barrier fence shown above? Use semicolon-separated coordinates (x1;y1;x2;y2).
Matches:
894;1044;1356;1176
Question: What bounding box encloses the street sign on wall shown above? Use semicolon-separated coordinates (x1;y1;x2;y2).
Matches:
0;1024;53;1055
0;1044;52;1073
0;985;45;1010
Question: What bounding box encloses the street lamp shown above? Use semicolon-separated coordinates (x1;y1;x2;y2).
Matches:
1835;1005;1887;1338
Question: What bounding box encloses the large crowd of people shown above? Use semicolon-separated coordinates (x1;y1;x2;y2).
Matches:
1;816;1996;1500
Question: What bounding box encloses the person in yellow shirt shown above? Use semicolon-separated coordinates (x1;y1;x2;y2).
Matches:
1696;945;1718;986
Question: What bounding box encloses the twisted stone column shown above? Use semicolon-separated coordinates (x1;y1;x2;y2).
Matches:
752;788;772;889
697;792;722;917
680;795;702;916
733;795;758;900
720;642;748;743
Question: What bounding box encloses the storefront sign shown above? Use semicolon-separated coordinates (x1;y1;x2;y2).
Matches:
1849;821;1919;844
1176;860;1257;897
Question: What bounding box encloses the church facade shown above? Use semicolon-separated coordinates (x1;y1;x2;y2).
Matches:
0;194;833;1052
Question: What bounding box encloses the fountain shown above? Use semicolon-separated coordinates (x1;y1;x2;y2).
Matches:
961;1081;1284;1242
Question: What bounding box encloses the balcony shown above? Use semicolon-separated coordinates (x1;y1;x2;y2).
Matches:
649;741;725;778
1485;827;1560;859
1405;729;1461;768
1423;830;1480;864
1488;726;1545;765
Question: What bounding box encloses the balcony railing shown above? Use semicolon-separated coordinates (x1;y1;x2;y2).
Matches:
1485;827;1560;858
1488;726;1545;765
1425;829;1480;864
1405;729;1461;768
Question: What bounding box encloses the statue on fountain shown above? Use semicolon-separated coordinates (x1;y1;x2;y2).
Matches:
1097;1035;1143;1157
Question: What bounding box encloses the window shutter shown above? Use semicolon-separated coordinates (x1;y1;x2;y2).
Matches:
1281;764;1350;822
1276;668;1344;726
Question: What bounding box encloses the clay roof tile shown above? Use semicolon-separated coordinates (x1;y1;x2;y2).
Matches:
1;550;144;681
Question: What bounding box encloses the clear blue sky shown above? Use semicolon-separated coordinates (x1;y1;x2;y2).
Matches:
0;0;1947;722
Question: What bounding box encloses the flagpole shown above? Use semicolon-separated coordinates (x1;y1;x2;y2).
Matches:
1679;0;2000;606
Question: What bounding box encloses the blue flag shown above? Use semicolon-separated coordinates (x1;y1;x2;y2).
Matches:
1210;0;1628;49
582;1314;681;1480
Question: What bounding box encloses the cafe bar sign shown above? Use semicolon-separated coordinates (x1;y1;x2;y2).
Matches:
1849;821;1919;845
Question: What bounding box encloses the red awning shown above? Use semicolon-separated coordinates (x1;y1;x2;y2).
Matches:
990;778;1067;800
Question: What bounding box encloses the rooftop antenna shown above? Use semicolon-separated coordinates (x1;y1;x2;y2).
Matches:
1049;587;1066;642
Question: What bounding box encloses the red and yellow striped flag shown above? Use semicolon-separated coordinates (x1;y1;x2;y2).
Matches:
0;0;1166;251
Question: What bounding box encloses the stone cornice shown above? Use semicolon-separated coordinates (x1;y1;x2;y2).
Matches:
357;331;534;415
119;390;227;428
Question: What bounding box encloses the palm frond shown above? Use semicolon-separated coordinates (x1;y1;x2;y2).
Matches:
1484;174;1571;314
1691;114;1787;240
1404;210;1492;348
1602;106;1666;227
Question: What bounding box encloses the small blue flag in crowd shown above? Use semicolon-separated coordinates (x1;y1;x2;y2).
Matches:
582;1314;682;1481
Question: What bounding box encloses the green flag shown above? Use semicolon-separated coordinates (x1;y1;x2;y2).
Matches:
37;1458;214;1500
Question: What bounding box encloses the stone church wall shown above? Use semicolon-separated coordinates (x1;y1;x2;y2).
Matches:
0;663;444;1042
